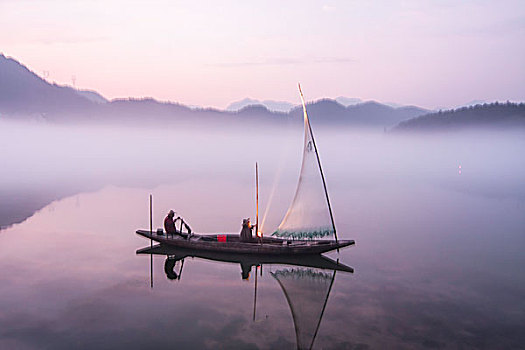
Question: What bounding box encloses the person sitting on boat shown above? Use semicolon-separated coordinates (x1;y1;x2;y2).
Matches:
240;218;256;243
165;210;192;239
164;210;180;236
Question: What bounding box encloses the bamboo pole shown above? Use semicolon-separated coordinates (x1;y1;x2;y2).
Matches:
149;194;153;245
178;259;185;280
253;266;257;320
150;254;153;289
149;194;153;288
256;162;261;244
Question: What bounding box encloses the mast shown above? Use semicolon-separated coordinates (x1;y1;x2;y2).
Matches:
149;194;153;247
298;84;338;244
149;194;153;288
256;162;261;243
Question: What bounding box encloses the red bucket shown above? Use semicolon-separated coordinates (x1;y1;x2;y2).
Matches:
217;234;227;242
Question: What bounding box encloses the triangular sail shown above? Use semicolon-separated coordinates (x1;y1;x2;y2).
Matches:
271;268;336;350
273;85;336;239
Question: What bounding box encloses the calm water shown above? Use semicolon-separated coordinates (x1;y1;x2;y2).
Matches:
1;122;524;349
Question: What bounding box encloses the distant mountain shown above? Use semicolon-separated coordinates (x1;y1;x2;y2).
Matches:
289;99;429;128
226;98;259;111
74;89;108;104
0;54;96;119
227;98;295;113
335;97;410;109
225;97;428;127
460;99;487;108
227;96;399;112
0;54;433;128
393;102;525;132
335;96;362;106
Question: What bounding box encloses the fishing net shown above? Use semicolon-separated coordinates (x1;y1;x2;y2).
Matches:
273;93;335;239
271;268;335;350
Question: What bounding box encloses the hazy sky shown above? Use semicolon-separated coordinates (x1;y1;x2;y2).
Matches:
1;0;524;109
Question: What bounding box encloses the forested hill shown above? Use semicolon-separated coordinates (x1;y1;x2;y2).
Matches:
393;102;525;132
0;53;427;128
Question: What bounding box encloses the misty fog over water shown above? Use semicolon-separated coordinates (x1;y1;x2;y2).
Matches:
1;119;523;227
0;119;524;349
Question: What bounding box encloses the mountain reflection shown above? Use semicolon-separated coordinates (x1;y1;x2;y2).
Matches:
138;244;353;349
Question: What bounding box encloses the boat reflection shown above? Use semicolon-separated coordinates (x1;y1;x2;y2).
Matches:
137;244;354;279
137;244;353;349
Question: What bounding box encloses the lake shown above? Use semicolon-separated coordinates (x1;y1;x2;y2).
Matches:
0;121;524;349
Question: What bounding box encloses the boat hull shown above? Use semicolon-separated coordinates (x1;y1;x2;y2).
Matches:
136;230;354;255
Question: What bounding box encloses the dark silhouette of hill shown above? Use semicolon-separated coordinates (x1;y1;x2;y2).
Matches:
0;53;428;128
393;102;525;132
227;98;295;112
73;88;108;104
0;54;96;119
289;99;428;127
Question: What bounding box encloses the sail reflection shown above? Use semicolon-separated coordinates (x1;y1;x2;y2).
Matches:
272;268;336;350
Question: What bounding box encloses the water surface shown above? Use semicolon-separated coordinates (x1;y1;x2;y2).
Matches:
0;122;524;349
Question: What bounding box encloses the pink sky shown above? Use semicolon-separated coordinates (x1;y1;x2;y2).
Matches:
1;0;524;109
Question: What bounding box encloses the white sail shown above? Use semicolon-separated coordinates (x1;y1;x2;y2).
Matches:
273;86;336;239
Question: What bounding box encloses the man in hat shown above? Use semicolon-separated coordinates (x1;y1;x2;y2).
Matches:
240;218;256;243
164;210;179;236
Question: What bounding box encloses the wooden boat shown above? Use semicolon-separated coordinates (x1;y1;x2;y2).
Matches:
136;229;354;255
136;85;356;255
